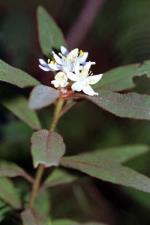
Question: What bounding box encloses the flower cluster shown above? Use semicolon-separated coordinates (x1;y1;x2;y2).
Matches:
39;46;103;96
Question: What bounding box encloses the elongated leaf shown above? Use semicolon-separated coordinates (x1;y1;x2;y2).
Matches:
86;90;150;120
89;145;149;164
37;6;66;56
43;168;77;189
95;60;150;91
53;219;106;225
31;129;66;168
21;209;46;225
3;97;41;130
0;161;33;182
29;85;59;110
0;60;39;88
61;153;150;193
0;177;21;209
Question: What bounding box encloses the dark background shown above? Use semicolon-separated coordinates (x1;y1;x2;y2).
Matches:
0;0;150;224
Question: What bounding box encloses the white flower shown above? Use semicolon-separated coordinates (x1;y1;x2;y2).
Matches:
39;46;103;96
51;72;68;88
67;62;103;96
39;46;90;73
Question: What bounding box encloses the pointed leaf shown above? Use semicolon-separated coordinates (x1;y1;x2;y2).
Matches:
86;91;150;120
31;129;66;168
3;97;41;130
0;161;33;182
37;6;66;56
61;153;150;193
90;145;149;164
0;177;21;209
43;168;77;189
95;60;150;91
0;60;39;88
21;209;46;225
29;85;59;110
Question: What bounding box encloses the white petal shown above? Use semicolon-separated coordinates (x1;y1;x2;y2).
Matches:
49;63;60;71
71;81;83;92
74;61;81;74
55;72;68;82
60;46;68;55
82;85;98;96
39;65;51;71
51;72;68;88
78;52;88;64
83;61;96;72
68;48;79;58
52;51;63;65
87;74;103;85
67;72;78;81
39;58;48;66
61;81;69;88
51;80;59;88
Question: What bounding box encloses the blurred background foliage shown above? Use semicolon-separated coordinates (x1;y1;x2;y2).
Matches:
0;0;150;224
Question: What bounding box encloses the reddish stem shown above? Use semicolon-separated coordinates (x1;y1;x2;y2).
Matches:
66;0;106;48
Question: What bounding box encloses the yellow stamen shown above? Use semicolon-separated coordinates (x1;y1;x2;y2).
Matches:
48;59;56;64
79;50;84;56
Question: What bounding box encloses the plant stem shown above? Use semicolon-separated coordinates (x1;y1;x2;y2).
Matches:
29;97;65;208
29;164;45;208
50;97;65;132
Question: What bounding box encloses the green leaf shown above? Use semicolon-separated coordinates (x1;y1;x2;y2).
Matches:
0;177;21;209
95;60;150;91
0;161;33;183
21;208;46;225
34;191;50;218
3;96;41;130
0;60;39;88
53;219;106;225
37;6;66;56
86;90;150;120
61;151;150;193
0;200;11;222
53;220;77;225
31;129;66;168
43;168;77;189
29;85;59;110
91;145;149;164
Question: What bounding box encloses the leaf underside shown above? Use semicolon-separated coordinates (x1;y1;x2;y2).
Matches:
86;91;150;120
29;85;59;110
61;146;150;193
31;129;66;168
0;161;32;182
